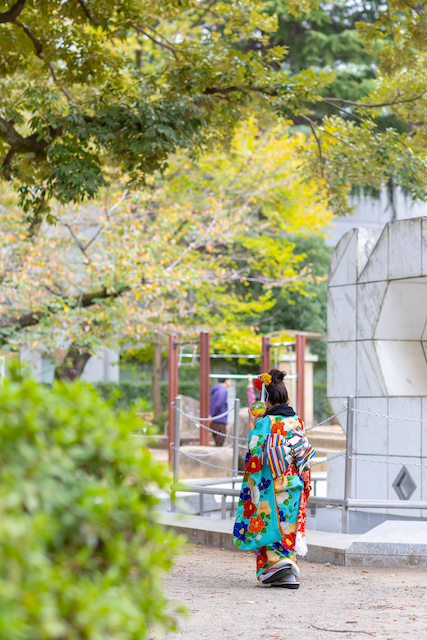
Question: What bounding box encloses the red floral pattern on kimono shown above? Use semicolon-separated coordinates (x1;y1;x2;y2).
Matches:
297;467;312;539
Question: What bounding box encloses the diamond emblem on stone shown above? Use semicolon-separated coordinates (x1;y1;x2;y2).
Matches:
392;465;417;501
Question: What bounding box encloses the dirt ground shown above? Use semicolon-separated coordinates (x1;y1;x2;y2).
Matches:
158;544;427;640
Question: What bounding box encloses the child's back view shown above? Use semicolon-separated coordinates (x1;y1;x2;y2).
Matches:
233;368;315;588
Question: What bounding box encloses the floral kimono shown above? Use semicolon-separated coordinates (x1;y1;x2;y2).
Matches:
233;412;315;580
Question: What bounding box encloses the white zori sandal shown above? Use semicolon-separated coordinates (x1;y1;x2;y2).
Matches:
260;560;300;589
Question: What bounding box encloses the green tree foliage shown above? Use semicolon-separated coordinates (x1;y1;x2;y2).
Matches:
259;234;331;337
0;122;331;374
3;1;427;215
0;0;322;216
266;1;380;116
0;376;180;639
303;1;427;212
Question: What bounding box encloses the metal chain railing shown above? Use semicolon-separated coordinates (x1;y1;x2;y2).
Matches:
181;442;234;456
171;398;427;483
175;405;235;423
350;407;427;423
173;404;248;441
170;444;244;473
169;395;427;527
350;454;426;468
310;450;346;467
306;405;348;431
171;445;347;473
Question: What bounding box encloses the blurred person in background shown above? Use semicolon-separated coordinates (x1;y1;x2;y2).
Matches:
210;374;231;446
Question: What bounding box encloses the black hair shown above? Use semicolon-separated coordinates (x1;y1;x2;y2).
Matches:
266;368;289;405
218;372;231;384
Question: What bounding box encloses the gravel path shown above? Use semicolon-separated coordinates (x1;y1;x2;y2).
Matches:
157;544;427;640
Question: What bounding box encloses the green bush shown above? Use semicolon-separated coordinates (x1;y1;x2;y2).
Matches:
96;380;201;412
95;380;154;411
0;379;180;639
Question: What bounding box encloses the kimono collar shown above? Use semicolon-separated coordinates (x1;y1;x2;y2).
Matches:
265;403;296;417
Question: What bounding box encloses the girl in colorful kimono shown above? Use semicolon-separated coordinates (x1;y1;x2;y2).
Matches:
233;368;315;589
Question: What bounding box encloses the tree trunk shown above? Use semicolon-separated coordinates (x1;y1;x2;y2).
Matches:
152;331;163;415
54;346;92;381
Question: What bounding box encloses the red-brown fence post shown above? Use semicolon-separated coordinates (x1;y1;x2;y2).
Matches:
296;333;306;421
168;333;179;463
199;330;210;446
261;335;271;373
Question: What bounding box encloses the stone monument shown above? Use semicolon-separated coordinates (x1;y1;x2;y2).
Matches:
327;218;427;520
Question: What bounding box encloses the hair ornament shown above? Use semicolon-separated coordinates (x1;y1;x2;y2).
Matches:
261;372;272;386
254;372;272;391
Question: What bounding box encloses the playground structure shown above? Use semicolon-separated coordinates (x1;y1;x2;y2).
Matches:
166;331;310;462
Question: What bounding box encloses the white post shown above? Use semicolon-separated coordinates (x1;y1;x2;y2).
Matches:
231;397;240;517
173;395;181;485
232;398;240;479
342;396;354;534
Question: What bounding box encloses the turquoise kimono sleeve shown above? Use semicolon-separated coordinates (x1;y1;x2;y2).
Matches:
233;417;278;549
244;417;270;506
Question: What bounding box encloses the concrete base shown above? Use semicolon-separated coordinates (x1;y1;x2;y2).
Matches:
157;513;359;563
346;520;427;568
159;513;237;551
158;513;427;568
178;446;234;479
307;504;427;535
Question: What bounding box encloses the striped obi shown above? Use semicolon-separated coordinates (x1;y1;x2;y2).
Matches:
264;429;316;479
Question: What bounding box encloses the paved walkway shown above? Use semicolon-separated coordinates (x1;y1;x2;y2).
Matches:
157;544;427;640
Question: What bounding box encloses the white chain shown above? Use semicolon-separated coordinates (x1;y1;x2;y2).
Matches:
349;454;427;468
175;405;348;441
307;428;344;435
310;451;346;467
178;442;234;457
174;407;248;441
306;406;348;432
351;407;427;423
170;445;244;473
174;405;234;422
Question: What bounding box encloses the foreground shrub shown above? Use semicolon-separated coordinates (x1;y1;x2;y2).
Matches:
0;379;179;640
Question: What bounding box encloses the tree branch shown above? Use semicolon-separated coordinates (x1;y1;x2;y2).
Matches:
0;114;64;163
46;62;74;103
0;116;53;154
301;114;324;176
135;25;180;60
82;224;103;251
203;85;282;98
203;85;427;110
64;223;91;264
1;148;15;180
54;345;92;381
12;20;74;103
0;0;26;24
13;19;43;56
1;286;129;330
190;0;218;28
323;92;427;109
398;0;423;15
310;625;375;636
75;0;101;25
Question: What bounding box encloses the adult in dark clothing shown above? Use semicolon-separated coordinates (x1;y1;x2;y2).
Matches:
210;374;231;446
